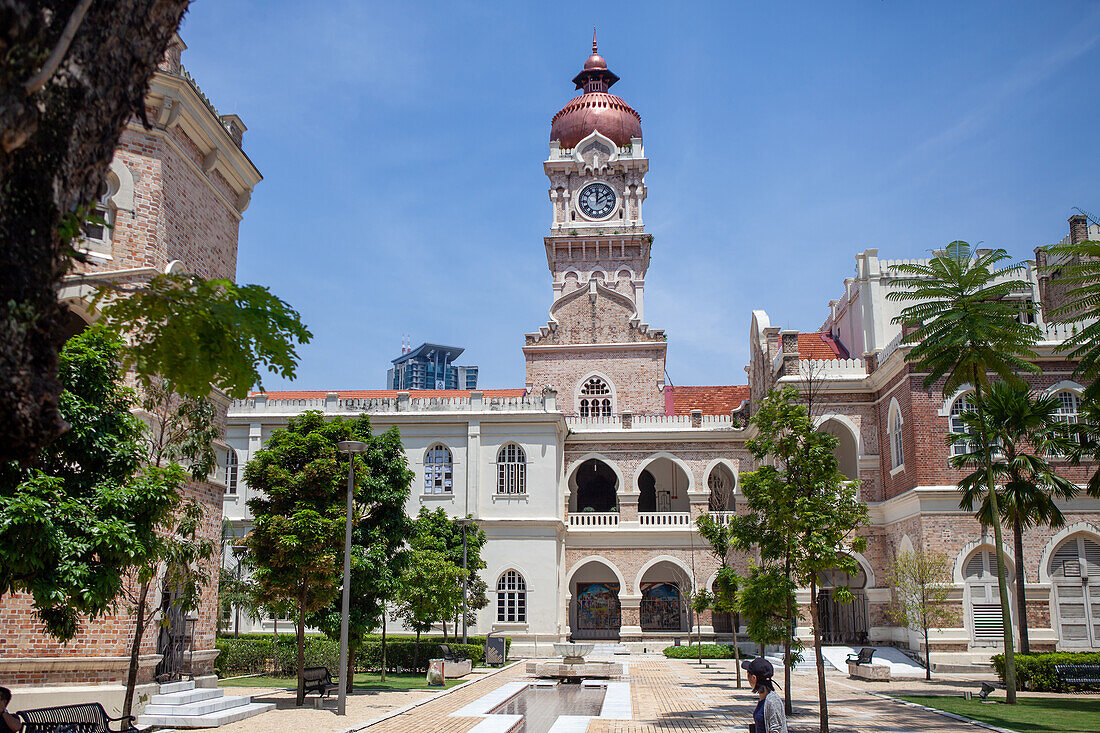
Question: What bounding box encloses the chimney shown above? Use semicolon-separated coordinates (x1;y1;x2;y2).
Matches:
1069;214;1089;246
220;114;246;146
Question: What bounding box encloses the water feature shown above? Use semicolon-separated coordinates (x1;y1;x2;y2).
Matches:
490;684;606;733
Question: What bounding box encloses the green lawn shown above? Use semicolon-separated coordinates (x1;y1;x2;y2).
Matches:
899;695;1100;732
218;672;466;691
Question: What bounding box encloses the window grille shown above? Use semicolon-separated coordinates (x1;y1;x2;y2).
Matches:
496;444;526;495
226;449;238;495
950;394;976;456
578;377;613;417
496;570;527;623
424;444;453;494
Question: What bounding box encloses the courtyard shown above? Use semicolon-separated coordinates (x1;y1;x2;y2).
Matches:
200;654;1099;733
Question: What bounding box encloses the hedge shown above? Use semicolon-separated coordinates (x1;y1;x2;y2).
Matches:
663;644;740;659
215;635;509;676
991;651;1100;691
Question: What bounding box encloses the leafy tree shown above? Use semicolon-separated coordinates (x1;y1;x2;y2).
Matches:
737;565;798;658
884;550;959;680
394;548;464;670
308;426;413;692
408;507;488;638
695;513;743;686
951;380;1083;653
0;328;181;641
0;2;313;466
734;387;868;731
889;241;1042;702
244;411;375;706
1044;208;1100;401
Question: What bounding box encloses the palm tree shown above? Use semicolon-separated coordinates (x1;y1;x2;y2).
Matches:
888;241;1041;703
949;380;1079;653
1045;208;1100;402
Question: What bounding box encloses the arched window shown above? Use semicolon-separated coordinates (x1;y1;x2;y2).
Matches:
496;570;527;623
578;377;612;418
424;444;453;494
963;547;1008;642
889;402;904;469
82;176;118;247
1050;534;1100;647
226;448;238;495
496;444;526;495
950;393;976;456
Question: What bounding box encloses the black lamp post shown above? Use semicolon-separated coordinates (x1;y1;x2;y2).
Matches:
456;518;476;644
335;440;366;716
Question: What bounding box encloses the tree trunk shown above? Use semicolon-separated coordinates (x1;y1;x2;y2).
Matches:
122;580;151;718
414;629;421;673
1013;518;1030;655
295;588;306;706
380;603;387;683
346;645;355;694
732;610;743;689
809;580;829;733
924;624;931;682
0;0;190;465
972;376;1016;703
783;560;793;716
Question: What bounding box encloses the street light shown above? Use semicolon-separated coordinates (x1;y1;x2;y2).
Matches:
335;440;367;716
456;518;476;645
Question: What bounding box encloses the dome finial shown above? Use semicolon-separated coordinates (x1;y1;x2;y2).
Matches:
593;26;598;54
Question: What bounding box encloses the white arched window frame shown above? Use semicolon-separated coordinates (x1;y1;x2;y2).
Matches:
578;376;613;418
225;448;238;495
424;444;453;494
496;443;526;495
496;570;527;623
82;175;119;248
1054;390;1082;449
962;547;1011;643
949;392;977;457
888;399;904;469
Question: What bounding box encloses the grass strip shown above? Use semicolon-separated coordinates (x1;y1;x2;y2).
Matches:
898;694;1100;733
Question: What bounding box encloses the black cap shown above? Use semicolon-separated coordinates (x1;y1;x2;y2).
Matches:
741;657;774;679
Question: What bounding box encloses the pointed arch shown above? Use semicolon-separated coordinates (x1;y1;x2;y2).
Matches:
565;555;627;590
1038;522;1100;583
634;554;696;596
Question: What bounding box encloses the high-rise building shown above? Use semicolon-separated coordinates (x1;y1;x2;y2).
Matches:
387;342;479;390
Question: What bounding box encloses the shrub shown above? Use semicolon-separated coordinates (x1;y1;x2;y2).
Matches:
991;651;1100;691
663;644;739;659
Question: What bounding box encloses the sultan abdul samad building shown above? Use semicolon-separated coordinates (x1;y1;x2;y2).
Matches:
223;40;1100;664
5;36;1098;712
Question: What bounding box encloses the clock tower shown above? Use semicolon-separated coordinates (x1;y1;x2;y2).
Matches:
525;38;666;416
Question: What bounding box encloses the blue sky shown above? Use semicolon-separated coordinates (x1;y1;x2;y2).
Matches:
177;1;1100;391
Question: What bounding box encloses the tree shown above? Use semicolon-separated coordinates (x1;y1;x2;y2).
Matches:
244;411;375;706
394;548;464;670
737;565;799;659
308;425;413;692
734;387;869;732
0;2;313;466
885;550;959;680
0;328;181;641
408;507;488;638
695;512;743;686
1044;208;1100;402
889;241;1042;703
951;380;1083;653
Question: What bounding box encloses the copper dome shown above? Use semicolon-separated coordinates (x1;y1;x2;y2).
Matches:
550;37;641;149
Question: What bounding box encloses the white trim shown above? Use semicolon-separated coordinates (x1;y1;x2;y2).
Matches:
702;457;740;498
633;554;696;596
107;158;135;212
938;385;974;417
897;535;915;557
565;555;628;590
954;538;1015;584
814;413;863;456
574;372;617;418
566;453;625;496
1043;380;1086;398
1038;522;1100;583
633;452;695;494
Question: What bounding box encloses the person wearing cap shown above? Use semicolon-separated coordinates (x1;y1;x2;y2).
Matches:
741;657;787;733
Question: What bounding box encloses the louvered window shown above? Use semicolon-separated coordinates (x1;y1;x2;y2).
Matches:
972;604;1005;640
424;444;453;494
496;570;527;623
964;548;1008;642
950;394;977;456
496;444;526;495
1051;535;1100;647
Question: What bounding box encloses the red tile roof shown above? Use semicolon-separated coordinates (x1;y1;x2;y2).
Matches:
250;389;527;399
666;385;750;416
797;332;849;360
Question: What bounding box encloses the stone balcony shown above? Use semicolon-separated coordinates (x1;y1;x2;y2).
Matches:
566;511;735;530
566;411;745;432
229;390;556;417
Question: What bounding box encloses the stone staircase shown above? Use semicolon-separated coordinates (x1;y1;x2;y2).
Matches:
136;679;273;728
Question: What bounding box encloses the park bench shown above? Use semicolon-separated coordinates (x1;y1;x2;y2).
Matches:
1054;664;1100;691
438;644;468;663
436;644;473;678
16;703;137;733
302;666;339;698
845;647;875;666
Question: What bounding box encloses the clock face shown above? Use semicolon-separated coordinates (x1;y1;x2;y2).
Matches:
578;183;616;219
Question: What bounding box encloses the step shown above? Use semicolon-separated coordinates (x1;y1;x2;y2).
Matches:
150;687;224;705
158;680;196;694
136;702;274;729
142;694;250;717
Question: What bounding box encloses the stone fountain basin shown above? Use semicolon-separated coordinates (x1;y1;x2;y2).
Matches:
553;643;594;663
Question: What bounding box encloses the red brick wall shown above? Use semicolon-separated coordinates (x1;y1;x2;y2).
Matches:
526;346;666;414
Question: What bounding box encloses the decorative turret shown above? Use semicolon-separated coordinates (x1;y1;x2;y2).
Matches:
550;35;642;149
